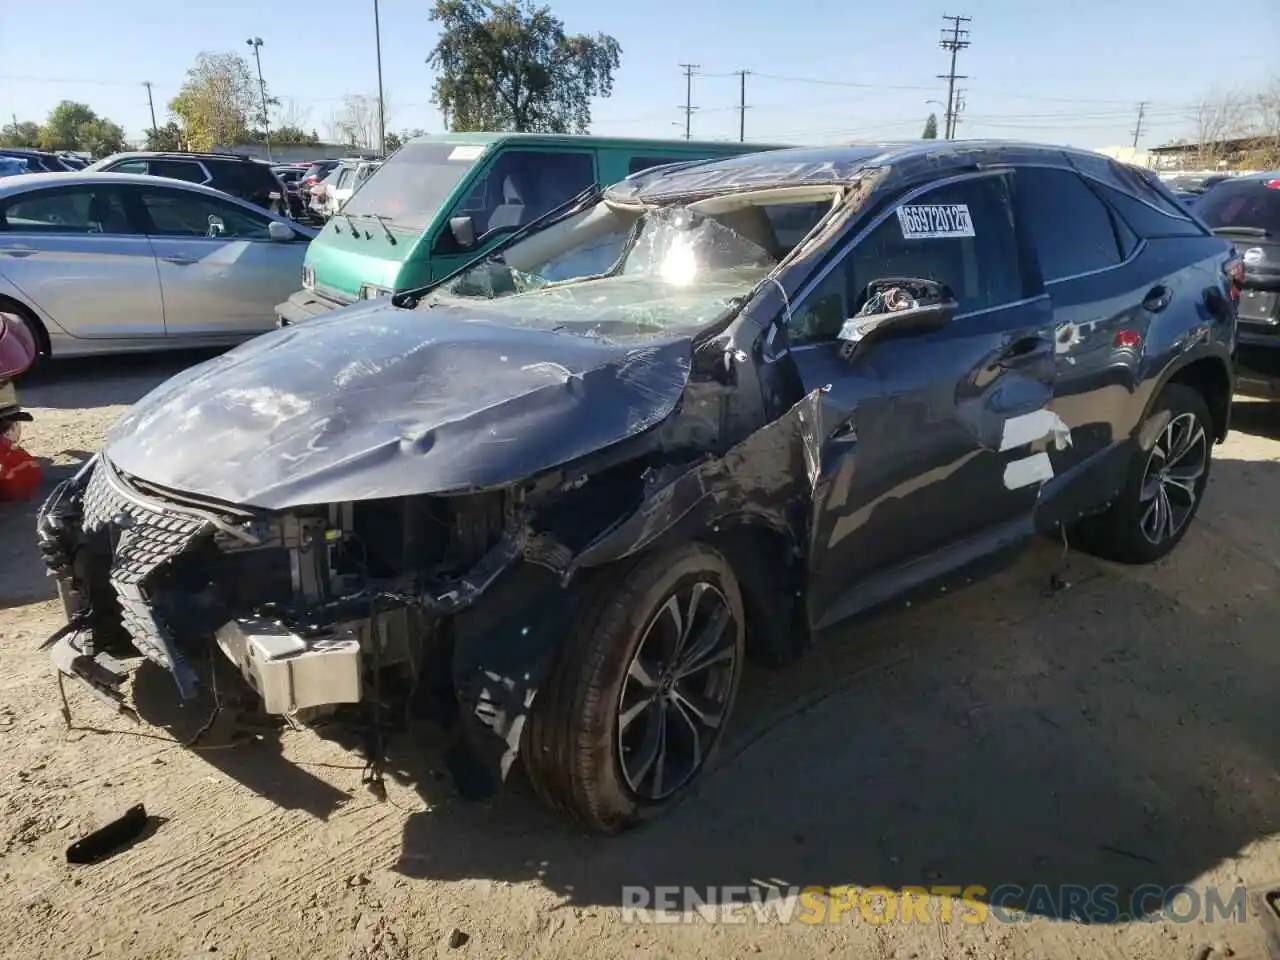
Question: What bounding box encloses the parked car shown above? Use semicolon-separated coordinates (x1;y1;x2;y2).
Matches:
297;159;341;219
1196;171;1280;396
308;158;381;221
278;133;790;325
0;147;77;173
272;164;310;219
0;157;29;179
0;172;316;359
35;142;1238;834
85;151;291;217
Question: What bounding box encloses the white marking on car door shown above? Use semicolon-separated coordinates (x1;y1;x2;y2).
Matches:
999;408;1073;452
1003;452;1054;490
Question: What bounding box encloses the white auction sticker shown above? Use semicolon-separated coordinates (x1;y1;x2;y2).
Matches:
448;144;485;161
897;203;975;239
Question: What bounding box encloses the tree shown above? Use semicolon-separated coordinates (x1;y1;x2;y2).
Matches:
1191;88;1251;168
34;101;126;157
327;94;390;149
427;0;621;133
146;121;185;151
384;128;427;153
169;52;260;151
922;113;938;139
0;120;40;148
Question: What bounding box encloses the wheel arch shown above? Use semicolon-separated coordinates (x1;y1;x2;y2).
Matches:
0;293;51;358
1154;349;1233;443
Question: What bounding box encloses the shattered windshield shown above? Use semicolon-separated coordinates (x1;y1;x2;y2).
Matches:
422;201;826;342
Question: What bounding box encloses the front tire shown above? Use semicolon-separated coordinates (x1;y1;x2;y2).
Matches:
524;542;746;835
1073;383;1213;564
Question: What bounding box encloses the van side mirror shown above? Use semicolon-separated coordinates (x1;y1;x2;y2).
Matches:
449;215;476;250
837;278;957;360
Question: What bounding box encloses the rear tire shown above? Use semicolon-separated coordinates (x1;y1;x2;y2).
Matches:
1072;383;1213;564
524;542;746;835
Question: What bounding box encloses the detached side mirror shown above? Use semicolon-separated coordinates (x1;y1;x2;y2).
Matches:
837;277;957;361
449;215;476;250
268;220;296;242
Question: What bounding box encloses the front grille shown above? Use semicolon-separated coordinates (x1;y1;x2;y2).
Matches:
81;461;213;696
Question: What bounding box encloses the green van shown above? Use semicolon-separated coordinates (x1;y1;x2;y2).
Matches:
275;132;789;324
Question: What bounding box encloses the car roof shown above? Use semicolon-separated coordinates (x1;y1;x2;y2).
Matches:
605;139;1139;204
0;147;62;158
0;170;280;204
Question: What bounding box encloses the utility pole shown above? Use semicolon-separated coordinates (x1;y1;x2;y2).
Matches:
736;69;750;142
937;14;971;140
679;63;700;140
951;87;967;138
1131;101;1147;149
142;82;158;139
245;38;272;161
373;0;387;156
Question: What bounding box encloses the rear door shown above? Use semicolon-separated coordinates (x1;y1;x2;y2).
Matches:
135;183;308;337
1197;177;1280;336
0;182;165;339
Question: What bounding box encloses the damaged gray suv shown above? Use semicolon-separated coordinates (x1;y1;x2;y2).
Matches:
37;142;1240;834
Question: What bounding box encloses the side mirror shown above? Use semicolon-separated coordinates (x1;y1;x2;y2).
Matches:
837;278;957;360
449;215;477;250
268;220;296;242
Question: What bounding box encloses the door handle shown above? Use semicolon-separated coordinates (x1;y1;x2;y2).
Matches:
1142;284;1171;313
161;256;196;266
996;335;1050;368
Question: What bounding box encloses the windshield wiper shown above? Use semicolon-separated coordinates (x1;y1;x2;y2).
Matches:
1212;226;1270;238
367;214;397;244
344;212;362;236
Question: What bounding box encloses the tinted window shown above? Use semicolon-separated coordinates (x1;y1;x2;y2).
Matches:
1197;179;1280;236
138;188;271;239
342;141;485;229
108;159;150;175
790;175;1022;343
1094;182;1204;239
1;186;133;234
1016;167;1122;281
450;150;595;239
148;159;207;183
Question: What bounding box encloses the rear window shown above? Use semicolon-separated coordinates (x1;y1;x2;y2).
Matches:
340;141;485;230
1197;179;1280;237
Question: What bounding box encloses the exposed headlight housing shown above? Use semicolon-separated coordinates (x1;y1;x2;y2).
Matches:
359;284;393;300
302;265;315;290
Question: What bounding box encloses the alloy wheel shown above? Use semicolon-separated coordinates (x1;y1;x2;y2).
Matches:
616;581;740;801
1139;411;1208;546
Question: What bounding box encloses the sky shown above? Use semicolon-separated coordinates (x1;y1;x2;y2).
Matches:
1;0;1277;151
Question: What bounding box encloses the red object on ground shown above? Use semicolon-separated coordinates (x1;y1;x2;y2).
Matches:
0;432;40;501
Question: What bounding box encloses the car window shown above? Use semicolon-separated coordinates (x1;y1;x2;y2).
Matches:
790;174;1022;343
138;188;272;240
1196;179;1280;236
1016;167;1123;281
1093;182;1204;239
336;168;355;189
148;159;207;184
109;159;150;175
0;185;133;234
450;150;595;240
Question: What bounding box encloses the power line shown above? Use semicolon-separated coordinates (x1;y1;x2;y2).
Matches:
679;63;700;140
938;14;971;139
1131;101;1147;148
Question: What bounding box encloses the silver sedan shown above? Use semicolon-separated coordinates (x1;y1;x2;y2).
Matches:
0;172;317;358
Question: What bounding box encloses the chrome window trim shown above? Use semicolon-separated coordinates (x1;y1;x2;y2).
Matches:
1014;159;1197;225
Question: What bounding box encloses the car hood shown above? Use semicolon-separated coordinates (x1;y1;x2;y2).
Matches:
104;300;693;510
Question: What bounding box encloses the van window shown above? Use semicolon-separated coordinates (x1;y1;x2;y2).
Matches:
341;141;485;229
448;150;594;241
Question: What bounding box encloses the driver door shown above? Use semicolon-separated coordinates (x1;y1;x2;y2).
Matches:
779;170;1060;629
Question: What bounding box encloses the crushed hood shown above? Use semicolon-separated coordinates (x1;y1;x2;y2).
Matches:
105;300;692;510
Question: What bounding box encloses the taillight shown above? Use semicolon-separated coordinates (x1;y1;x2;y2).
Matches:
1225;256;1245;301
1264;178;1280;190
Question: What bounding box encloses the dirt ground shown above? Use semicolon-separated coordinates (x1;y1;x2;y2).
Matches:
2;351;1279;960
